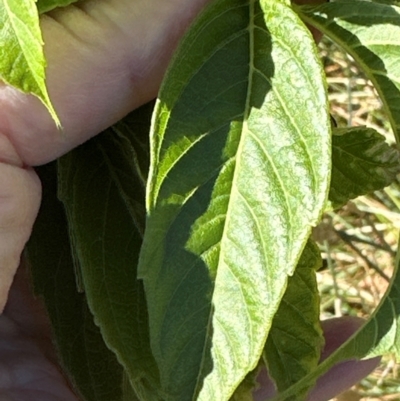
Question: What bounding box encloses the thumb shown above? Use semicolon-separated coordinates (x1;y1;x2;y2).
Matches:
0;0;210;311
0;0;211;168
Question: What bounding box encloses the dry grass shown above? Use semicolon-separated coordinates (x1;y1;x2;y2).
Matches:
315;37;400;400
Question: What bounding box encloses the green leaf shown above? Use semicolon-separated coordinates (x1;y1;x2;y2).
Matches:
58;103;163;400
139;0;330;400
296;0;400;143
0;0;60;125
229;364;261;401
27;162;124;401
330;127;400;209
36;0;79;13
263;240;323;400
370;0;400;6
271;237;400;401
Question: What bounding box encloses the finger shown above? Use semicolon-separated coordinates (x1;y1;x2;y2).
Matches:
2;264;381;401
308;317;380;401
252;317;381;401
0;0;211;167
3;260;54;358
3;262;83;400
0;0;210;311
0;261;81;401
0;330;79;401
0;0;327;169
0;163;41;311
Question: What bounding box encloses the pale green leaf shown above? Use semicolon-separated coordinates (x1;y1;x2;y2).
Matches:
330;127;400;209
27;162;124;401
138;0;330;400
296;0;400;142
263;240;323;400
0;0;60;125
58;104;164;401
37;0;79;13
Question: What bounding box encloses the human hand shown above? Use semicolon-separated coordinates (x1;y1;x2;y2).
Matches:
0;0;380;400
2;269;380;401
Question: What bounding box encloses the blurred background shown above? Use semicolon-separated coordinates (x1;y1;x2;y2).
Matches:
316;35;400;401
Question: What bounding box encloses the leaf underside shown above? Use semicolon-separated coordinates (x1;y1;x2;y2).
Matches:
330;127;400;209
139;0;330;400
272;238;400;401
264;240;323;400
27;162;124;401
57;103;163;400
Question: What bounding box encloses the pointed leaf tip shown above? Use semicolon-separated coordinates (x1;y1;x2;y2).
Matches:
140;0;330;400
0;0;61;126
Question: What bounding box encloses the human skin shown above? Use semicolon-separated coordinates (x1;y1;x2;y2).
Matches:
0;0;212;310
0;0;380;400
252;317;380;401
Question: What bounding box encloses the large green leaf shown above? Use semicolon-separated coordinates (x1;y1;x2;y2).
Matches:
0;0;59;124
138;0;330;400
263;240;323;400
296;0;400;142
36;0;79;13
27;162;124;401
58;104;163;400
330;127;400;209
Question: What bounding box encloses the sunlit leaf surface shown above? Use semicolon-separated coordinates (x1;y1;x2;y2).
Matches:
274;4;400;399
298;0;400;141
0;0;59;124
139;0;330;399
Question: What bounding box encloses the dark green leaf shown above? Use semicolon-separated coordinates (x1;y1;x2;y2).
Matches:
369;0;400;5
37;0;79;13
264;240;323;400
139;0;330;400
330;127;400;209
296;0;400;142
27;162;123;401
58;103;163;400
271;237;400;400
229;364;261;401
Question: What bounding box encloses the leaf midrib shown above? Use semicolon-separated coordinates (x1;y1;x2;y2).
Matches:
193;1;257;399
